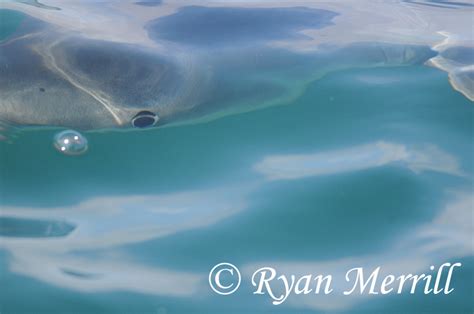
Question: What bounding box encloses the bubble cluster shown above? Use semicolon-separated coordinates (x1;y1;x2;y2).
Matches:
53;130;88;155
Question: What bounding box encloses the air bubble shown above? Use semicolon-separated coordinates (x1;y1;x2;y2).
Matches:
53;130;88;156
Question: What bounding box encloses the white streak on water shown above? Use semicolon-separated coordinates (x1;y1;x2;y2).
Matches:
254;141;464;181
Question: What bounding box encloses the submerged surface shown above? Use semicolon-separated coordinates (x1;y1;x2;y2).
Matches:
0;1;473;313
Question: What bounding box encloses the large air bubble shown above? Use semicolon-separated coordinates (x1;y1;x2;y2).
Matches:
53;130;88;155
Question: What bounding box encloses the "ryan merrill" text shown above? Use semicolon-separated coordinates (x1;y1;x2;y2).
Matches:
251;262;462;305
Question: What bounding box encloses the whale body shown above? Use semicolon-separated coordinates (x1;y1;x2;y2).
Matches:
0;7;437;131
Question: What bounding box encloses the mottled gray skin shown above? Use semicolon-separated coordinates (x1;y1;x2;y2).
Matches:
0;12;436;131
0;28;210;130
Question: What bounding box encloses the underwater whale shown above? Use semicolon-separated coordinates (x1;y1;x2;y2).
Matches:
0;8;437;131
0;24;210;130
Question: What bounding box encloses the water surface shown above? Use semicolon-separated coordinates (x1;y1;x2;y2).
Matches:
0;1;473;313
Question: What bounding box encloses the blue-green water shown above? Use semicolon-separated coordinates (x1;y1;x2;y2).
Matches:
1;64;473;313
0;3;473;313
0;9;24;41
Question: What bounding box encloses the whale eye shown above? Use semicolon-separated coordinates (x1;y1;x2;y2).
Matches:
131;111;159;128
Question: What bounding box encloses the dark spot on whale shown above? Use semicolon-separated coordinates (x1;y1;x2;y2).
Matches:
146;6;338;47
39;87;45;92
132;111;158;128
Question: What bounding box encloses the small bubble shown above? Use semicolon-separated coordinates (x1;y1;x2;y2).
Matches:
54;130;88;156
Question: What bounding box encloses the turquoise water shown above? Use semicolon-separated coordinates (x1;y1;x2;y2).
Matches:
1;63;473;313
0;3;473;313
0;9;24;41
